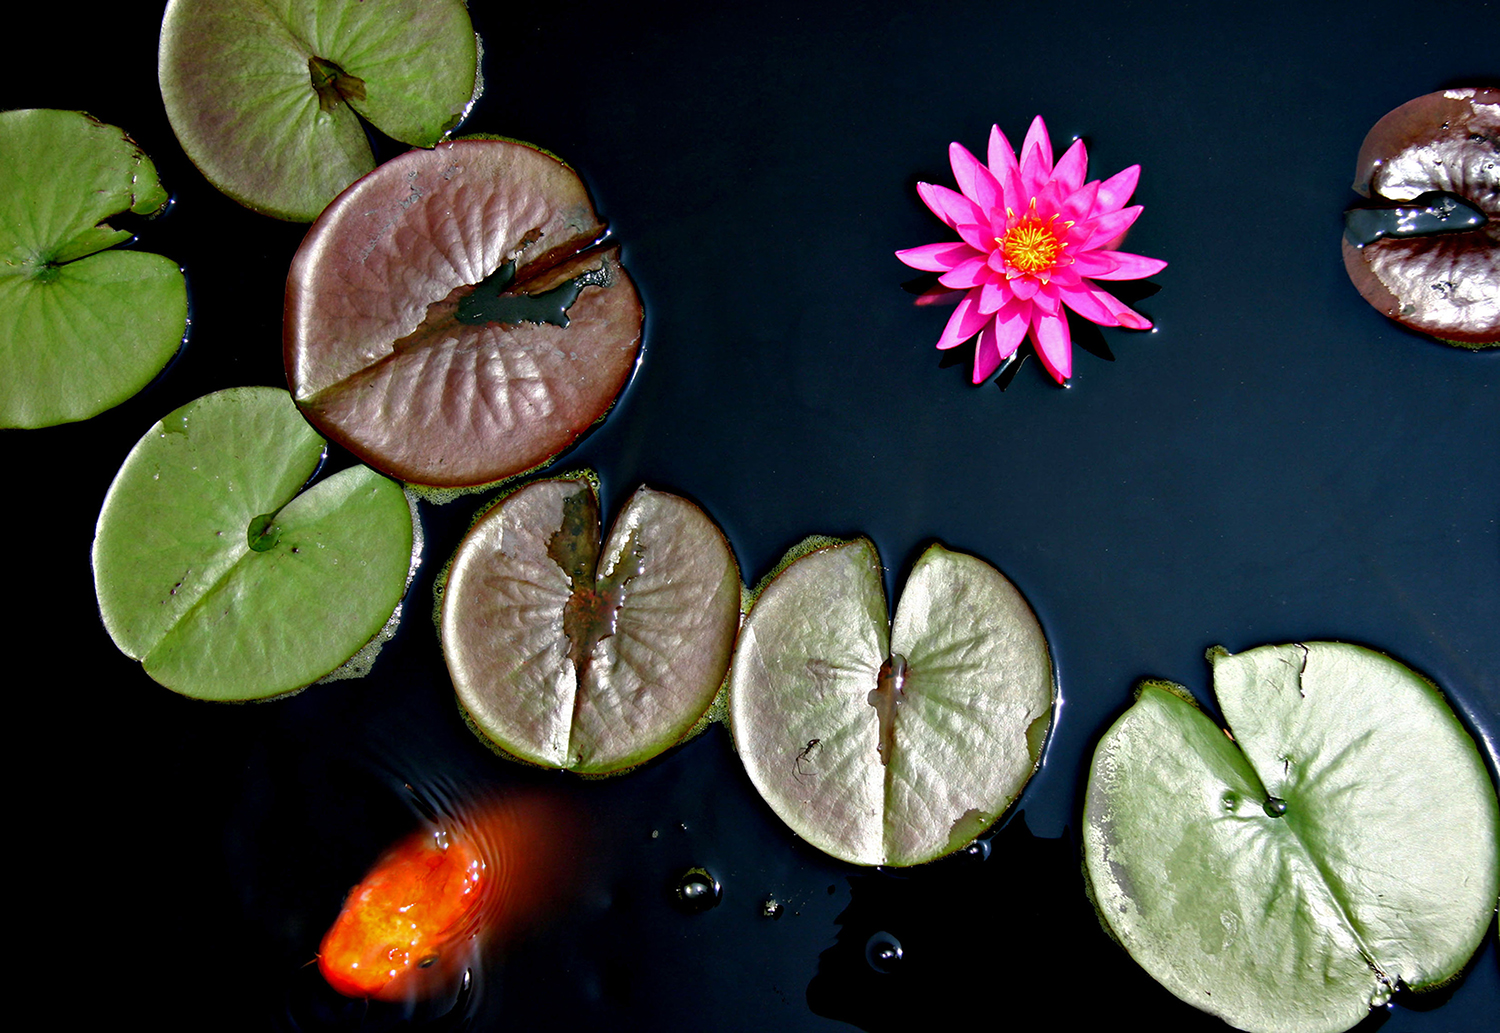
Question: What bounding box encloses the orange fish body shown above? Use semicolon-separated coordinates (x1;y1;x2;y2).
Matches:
318;796;565;1002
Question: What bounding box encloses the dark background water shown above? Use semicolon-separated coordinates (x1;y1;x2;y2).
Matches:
6;1;1497;1030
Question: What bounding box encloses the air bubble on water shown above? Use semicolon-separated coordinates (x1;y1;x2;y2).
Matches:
864;931;903;973
673;867;722;913
964;836;992;861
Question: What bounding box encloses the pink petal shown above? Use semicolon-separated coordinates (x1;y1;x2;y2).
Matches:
1009;274;1041;301
988;124;1026;209
917;181;986;229
1075;250;1167;281
992;298;1030;358
1068;283;1152;329
1059;180;1101;226
972;301;1030;382
936;289;989;349
1031;309;1073;382
978;278;1011;314
973;321;1003;382
1030;286;1062;315
1095;164;1141;214
954;220;995;253
1075;205;1143;250
896;241;978;272
938;256;991;289
1051;137;1089;196
1019;115;1055;197
949;143;1001;213
1052;283;1122;325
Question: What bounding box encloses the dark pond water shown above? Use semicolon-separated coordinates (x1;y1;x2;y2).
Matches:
6;2;1496;1031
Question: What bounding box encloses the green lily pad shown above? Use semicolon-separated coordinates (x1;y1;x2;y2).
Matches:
285;138;642;488
93;386;416;700
159;0;480;221
728;539;1054;866
441;475;741;774
0;109;185;429
1083;642;1500;1033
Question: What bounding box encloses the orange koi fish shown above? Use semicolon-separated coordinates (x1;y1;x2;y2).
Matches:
318;794;568;1002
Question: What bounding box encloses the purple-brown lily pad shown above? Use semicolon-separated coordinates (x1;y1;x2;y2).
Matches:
285;139;643;487
440;475;741;775
1342;87;1500;347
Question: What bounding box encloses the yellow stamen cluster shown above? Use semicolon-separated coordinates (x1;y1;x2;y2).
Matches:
996;200;1072;279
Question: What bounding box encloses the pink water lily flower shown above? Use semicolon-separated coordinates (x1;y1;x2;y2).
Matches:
897;116;1166;384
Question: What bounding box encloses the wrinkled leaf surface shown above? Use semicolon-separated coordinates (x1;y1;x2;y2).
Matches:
442;476;740;774
1342;87;1500;346
1083;642;1500;1033
286;139;641;487
93;387;414;700
729;539;1054;866
0;109;185;428
159;0;479;220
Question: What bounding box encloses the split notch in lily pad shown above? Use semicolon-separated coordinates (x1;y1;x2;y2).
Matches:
159;0;480;220
441;475;741;774
286;138;642;488
93;387;416;701
1083;642;1500;1033
0;109;185;429
728;538;1055;866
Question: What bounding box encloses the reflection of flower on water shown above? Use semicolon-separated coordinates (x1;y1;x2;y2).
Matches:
897;116;1166;384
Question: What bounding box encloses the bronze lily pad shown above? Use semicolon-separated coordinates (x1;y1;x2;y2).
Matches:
1342;87;1500;347
285;139;643;487
440;476;741;774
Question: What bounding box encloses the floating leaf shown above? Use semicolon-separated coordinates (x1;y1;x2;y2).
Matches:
285;139;642;488
729;539;1054;866
1083;642;1500;1033
93;387;415;700
159;0;480;220
441;476;740;774
1341;87;1500;348
0;109;185;429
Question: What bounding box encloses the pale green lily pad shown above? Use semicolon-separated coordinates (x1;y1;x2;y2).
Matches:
728;539;1054;866
1083;642;1500;1033
93;386;415;700
0;109;185;429
441;475;742;774
159;0;480;221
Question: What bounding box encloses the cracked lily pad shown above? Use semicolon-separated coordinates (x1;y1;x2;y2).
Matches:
0;109;185;429
159;0;480;221
1341;87;1500;347
441;476;740;774
728;539;1054;866
93;387;415;701
1083;642;1500;1033
285;139;642;488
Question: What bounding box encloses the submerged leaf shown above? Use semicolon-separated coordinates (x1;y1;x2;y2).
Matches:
285;139;642;487
159;0;479;220
0;109;185;428
1083;642;1500;1033
92;387;415;700
441;476;741;774
729;539;1054;866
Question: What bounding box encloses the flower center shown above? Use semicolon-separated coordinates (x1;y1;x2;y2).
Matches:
998;215;1065;276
